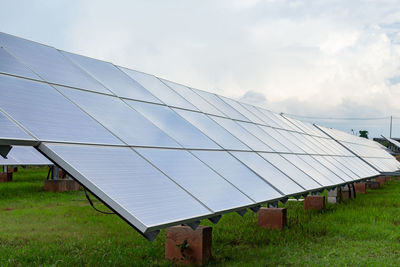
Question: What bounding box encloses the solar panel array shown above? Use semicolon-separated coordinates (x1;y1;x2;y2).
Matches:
0;32;397;240
382;135;400;153
0;146;52;166
316;126;400;173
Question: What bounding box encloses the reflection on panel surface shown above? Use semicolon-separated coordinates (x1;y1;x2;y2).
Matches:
210;116;273;151
62;52;161;103
0;32;111;94
0;75;122;145
0;110;35;141
0;47;42;80
126;100;219;149
174;109;249;150
119;68;196;110
58;86;181;148
160;79;225;116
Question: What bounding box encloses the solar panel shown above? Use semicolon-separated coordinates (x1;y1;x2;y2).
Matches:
159;79;225;117
56;86;181;148
316;125;400;173
119;67;197;110
0;75;122;144
125;100;220;149
0;32;397;241
0;47;42;80
62;52;162;103
0;32;111;94
0;146;52;166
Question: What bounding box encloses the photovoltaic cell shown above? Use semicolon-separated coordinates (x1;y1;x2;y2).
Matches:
173;108;249;150
160;79;225;117
119;67;197;110
281;154;336;186
192;150;283;203
219;96;265;124
0;75;122;145
238;122;291;153
136;148;254;212
57;86;182;148
231;151;305;195
193;89;250;121
62;52;162;103
210;116;273;152
0;47;42;80
259;153;322;190
0;32;111;94
125;100;220;149
0;110;35;141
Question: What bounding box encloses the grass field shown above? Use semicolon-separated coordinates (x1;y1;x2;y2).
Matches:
0;167;400;266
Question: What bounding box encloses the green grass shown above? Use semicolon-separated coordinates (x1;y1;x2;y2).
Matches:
1;167;400;266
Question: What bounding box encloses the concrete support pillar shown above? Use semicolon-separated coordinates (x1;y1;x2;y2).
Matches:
354;183;366;194
165;225;212;265
257;207;287;230
327;187;341;204
304;195;325;210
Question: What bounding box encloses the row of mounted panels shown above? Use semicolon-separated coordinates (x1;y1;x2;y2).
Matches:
0;32;316;133
0;73;378;156
0;32;399;239
317;126;400;172
39;142;379;235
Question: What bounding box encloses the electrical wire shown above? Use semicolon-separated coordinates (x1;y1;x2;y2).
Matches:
84;189;115;215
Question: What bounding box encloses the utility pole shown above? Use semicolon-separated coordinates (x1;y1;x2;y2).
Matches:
390;115;393;138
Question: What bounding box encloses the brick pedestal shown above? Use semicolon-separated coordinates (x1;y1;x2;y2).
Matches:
304;195;325;210
366;181;380;189
165;225;212;265
7;167;17;173
257;208;287;230
376;177;386;186
44;179;81;192
354;183;366;194
0;172;12;182
340;185;356;200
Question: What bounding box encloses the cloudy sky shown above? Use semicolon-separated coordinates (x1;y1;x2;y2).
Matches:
1;0;400;137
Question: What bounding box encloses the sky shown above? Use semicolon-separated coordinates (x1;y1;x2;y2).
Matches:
1;0;400;138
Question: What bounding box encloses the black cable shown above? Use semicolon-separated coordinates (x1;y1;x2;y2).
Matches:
84;189;115;215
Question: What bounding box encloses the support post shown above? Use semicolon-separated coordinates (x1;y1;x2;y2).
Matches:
327;187;341;203
376;176;386;186
257;207;287;230
0;165;12;182
304;195;325;210
44;166;81;192
354;182;366;194
165;225;212;265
